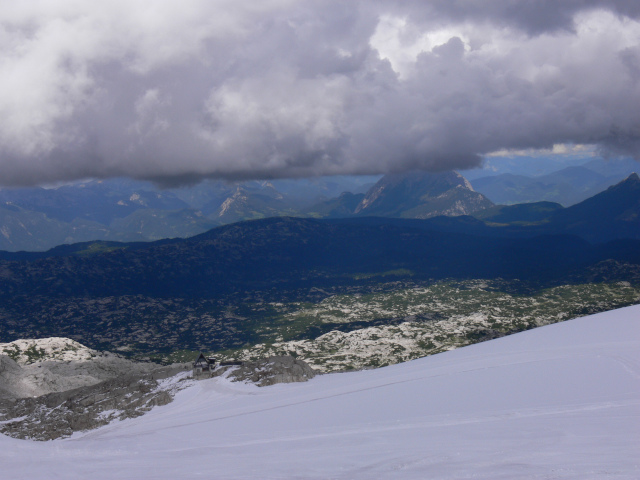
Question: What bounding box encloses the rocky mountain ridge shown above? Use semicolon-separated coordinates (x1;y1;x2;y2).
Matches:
1;163;636;251
470;158;639;206
0;337;173;400
305;170;494;219
0;337;317;440
0;364;193;440
475;173;640;242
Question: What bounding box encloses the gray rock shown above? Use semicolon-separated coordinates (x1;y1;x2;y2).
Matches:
0;355;24;399
0;363;192;441
227;356;317;387
0;353;316;441
0;351;166;401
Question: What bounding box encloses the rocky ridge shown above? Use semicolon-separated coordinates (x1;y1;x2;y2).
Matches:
0;338;317;441
0;337;160;399
223;356;317;387
354;170;493;218
0;337;193;440
1;337;108;364
0;364;192;441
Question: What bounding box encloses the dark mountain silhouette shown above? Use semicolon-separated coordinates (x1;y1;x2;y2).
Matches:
304;192;365;218
469;174;640;242
1;215;638;301
470;162;637;206
548;173;640;242
475;202;564;225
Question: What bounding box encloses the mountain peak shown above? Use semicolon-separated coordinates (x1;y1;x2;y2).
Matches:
354;170;492;218
548;169;640;242
605;171;640;193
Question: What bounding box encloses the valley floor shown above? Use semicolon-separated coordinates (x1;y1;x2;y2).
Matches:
1;305;639;479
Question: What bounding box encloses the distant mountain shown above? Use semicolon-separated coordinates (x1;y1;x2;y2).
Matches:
470;174;640;243
580;157;640;178
0;178;298;251
470;173;537;205
302;170;494;219
0;163;636;251
110;209;219;241
0;180;189;224
548;173;640;242
353;171;493;219
475;202;564;225
460;155;594;180
2;215;638;301
212;183;297;224
0;203;145;252
470;160;639;206
304;192;365;218
0;176;387;251
270;176;379;207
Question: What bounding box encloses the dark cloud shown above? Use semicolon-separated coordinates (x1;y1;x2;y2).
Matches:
385;0;640;35
0;0;639;186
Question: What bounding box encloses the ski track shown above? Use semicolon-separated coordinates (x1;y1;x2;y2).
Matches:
0;305;639;479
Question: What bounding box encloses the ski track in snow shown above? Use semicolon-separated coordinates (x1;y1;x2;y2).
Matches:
0;305;639;479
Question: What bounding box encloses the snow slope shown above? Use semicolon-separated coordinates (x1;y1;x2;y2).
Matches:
1;305;638;479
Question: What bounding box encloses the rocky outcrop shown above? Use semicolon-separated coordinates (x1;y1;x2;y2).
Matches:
0;339;315;441
0;355;24;399
354;170;493;219
0;338;163;400
225;356;317;387
0;357;316;441
0;337;101;364
0;337;194;440
0;364;192;441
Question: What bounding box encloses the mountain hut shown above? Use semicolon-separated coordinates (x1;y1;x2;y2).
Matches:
193;353;216;379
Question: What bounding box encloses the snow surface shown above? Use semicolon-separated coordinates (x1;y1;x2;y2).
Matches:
1;305;639;479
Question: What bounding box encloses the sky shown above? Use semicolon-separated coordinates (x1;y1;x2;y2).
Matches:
1;1;640;186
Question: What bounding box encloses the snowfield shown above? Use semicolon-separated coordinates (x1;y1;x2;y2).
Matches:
1;306;639;479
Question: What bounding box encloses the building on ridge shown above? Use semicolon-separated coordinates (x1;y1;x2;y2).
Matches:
193;353;216;379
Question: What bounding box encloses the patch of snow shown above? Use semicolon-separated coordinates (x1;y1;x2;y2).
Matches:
96;410;121;421
0;415;27;425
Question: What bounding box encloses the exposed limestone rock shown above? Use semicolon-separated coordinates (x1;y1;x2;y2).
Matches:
0;337;101;365
225;356;317;387
0;337;163;399
0;364;192;441
0;355;24;399
0;339;315;441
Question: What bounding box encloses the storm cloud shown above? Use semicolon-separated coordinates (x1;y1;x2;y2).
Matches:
1;0;639;186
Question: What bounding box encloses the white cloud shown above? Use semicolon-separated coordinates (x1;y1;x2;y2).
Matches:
0;1;638;185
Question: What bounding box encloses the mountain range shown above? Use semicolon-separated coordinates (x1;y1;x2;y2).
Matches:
0;177;376;251
469;157;639;206
1;173;639;300
2;156;636;252
0;173;638;363
474;173;640;242
0;171;490;251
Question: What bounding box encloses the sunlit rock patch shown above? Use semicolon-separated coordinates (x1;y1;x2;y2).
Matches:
217;281;640;372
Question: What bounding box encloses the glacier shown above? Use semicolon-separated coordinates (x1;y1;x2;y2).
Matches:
0;305;638;479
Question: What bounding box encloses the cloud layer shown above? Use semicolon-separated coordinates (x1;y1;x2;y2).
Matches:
1;0;639;186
